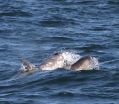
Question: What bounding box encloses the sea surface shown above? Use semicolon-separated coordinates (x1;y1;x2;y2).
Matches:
0;0;119;104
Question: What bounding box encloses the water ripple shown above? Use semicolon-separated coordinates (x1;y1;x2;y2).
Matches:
0;0;119;103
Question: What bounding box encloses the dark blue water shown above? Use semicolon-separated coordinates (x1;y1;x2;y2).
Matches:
0;0;119;103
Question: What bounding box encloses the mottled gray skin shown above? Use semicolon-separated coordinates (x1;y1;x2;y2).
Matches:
71;56;99;70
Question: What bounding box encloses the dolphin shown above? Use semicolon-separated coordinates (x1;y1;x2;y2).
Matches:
71;56;99;70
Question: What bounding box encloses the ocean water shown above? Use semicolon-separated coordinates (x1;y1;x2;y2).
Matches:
0;0;119;104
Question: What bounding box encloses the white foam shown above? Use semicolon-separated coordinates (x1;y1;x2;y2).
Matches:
90;57;99;70
61;51;81;69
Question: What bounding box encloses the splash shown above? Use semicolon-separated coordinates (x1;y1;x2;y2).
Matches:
60;50;81;69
